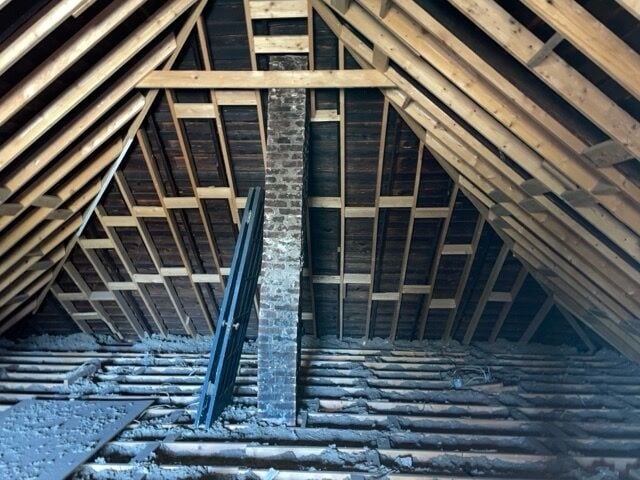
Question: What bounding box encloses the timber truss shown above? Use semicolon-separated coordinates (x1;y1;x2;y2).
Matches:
0;0;637;360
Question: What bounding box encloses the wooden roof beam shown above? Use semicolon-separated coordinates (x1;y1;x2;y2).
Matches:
0;92;144;206
520;0;640;100
448;0;640;161
338;43;346;339
318;0;640;295
392;0;586;155
0;181;100;280
164;83;228;333
0;2;183;173
556;303;596;353
312;0;640;356
0;0;94;77
342;0;640;259
33;0;211;314
616;0;640;19
0;246;65;311
138;70;396;89
0;145;119;256
0;274;54;331
50;285;93;335
0;0;148;127
464;181;640;354
410;104;640;342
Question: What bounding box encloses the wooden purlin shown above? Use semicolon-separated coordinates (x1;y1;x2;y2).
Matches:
137;128;216;333
388;142;424;341
330;0;640;262
25;0;210;328
462;243;510;345
308;0;640;358
447;0;640;162
363;98;389;339
415;183;458;341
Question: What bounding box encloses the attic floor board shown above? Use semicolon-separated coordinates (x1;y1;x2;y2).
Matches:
0;339;637;478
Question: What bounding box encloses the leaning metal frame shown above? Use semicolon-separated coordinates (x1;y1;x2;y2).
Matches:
195;186;264;427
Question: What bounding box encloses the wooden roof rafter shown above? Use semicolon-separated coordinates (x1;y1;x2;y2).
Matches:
311;0;640;360
448;0;640;166
0;0;207;332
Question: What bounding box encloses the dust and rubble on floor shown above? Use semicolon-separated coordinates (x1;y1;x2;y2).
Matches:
0;333;639;479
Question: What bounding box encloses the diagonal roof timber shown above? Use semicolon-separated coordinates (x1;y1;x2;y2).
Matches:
0;0;191;173
0;0;204;327
322;0;639;262
0;0;149;128
395;90;640;348
0;144;120;257
311;0;640;359
520;0;640;101
31;0;210;319
314;0;640;290
448;0;640;162
0;0;95;77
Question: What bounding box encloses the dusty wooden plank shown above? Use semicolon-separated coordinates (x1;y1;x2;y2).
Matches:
139;70;396;89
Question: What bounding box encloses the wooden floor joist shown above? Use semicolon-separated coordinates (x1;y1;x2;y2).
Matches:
0;344;638;477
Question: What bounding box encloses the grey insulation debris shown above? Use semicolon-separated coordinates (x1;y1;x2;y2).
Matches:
64;359;103;387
